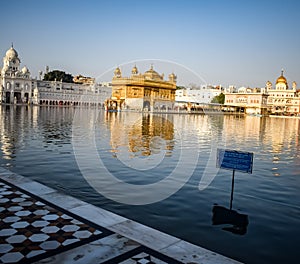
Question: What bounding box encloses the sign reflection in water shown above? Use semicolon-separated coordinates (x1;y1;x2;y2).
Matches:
1;105;300;264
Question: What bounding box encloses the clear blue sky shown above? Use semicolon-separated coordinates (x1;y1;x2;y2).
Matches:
1;0;300;87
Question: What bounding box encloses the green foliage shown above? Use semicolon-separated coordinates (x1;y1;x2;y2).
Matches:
211;93;225;104
176;85;185;90
43;70;74;83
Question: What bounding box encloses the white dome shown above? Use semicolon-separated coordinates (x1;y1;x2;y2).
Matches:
21;66;29;74
5;46;19;60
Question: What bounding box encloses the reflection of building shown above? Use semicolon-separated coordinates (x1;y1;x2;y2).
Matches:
222;115;267;144
107;65;177;111
0;106;32;160
222;114;300;170
0;45;111;106
108;113;174;156
224;88;269;115
266;70;299;115
265;117;300;153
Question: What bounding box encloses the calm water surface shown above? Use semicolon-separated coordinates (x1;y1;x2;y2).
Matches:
1;105;300;264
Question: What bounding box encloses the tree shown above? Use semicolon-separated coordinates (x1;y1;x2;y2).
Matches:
211;93;225;104
43;70;74;83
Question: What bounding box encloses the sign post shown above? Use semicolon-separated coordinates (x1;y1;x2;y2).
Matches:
217;149;253;210
230;170;235;210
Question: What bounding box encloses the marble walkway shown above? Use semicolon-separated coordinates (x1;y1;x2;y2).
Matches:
0;168;241;264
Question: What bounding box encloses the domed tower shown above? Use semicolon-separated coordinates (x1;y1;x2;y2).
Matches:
266;80;272;91
275;70;288;90
168;72;177;83
2;44;21;75
131;65;138;75
292;81;297;91
114;67;122;78
21;66;30;79
144;65;163;80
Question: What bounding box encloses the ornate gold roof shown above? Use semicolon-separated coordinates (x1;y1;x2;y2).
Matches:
144;65;163;80
276;70;287;85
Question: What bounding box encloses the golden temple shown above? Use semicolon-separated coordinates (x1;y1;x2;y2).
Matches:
106;65;177;111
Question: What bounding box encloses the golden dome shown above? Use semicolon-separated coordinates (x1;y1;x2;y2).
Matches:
144;65;163;80
114;67;121;77
131;65;138;75
169;72;177;79
276;70;287;85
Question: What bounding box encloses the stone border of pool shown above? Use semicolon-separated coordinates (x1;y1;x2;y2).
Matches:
0;167;242;264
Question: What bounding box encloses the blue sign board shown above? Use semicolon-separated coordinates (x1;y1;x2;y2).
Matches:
217;149;253;174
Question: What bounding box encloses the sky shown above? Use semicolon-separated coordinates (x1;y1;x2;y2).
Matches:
1;0;300;87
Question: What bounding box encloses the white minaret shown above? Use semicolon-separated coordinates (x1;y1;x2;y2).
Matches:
2;44;21;75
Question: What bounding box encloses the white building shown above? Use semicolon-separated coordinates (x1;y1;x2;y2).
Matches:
0;45;111;106
224;71;300;115
35;79;111;106
175;85;223;106
266;70;299;115
224;88;269;115
0;45;35;104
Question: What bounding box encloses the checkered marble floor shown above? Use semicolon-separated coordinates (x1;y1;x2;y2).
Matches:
0;179;183;264
0;180;112;263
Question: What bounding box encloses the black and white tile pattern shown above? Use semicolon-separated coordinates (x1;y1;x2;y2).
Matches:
0;180;111;263
0;180;184;264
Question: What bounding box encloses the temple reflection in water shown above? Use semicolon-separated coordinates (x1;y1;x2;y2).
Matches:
0;106;299;174
105;112;174;157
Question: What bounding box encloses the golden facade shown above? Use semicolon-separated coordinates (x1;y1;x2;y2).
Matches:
107;65;177;111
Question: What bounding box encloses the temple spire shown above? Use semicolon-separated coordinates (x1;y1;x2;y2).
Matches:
281;68;284;76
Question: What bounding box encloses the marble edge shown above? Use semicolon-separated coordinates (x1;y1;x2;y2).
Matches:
0;170;56;196
69;203;128;228
161;239;243;264
109;219;181;251
40;191;88;210
0;168;32;185
108;220;242;263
